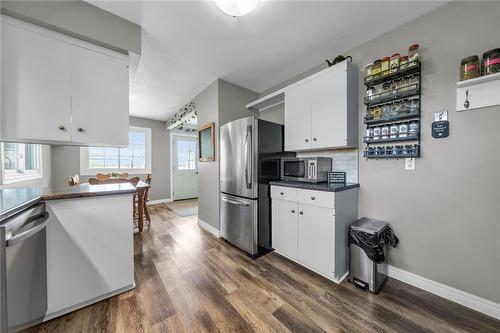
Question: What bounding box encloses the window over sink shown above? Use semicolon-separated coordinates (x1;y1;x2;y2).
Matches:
80;126;152;175
1;143;42;184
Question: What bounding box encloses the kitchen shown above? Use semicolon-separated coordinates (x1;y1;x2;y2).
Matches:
1;1;500;332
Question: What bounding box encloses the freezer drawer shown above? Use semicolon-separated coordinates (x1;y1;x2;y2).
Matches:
220;193;258;255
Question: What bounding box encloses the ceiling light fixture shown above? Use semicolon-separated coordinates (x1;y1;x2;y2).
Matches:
214;0;259;17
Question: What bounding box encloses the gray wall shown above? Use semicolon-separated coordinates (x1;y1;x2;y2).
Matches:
50;117;171;201
261;1;500;303
195;79;257;230
1;0;141;54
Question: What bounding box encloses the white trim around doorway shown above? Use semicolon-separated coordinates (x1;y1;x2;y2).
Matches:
169;131;198;201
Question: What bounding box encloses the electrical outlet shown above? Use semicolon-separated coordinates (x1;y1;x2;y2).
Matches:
405;158;415;170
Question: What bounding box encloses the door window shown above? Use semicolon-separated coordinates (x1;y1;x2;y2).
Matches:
176;140;196;170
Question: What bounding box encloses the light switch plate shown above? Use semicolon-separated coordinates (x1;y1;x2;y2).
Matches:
405;158;415;170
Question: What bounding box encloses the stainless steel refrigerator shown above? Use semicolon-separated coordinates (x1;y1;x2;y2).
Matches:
220;116;293;257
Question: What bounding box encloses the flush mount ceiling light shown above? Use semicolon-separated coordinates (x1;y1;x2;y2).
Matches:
214;0;260;17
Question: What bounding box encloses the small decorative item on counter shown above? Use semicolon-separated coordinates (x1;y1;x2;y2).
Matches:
409;121;419;136
365;128;374;141
390;53;400;73
460;55;480;81
373;126;381;141
400;55;409;69
410;97;419;113
482;48;500;76
390;124;399;139
373;106;382;119
398;123;409;138
372;59;382;77
381;56;391;75
381;125;390;140
408;44;419;65
365;63;373;77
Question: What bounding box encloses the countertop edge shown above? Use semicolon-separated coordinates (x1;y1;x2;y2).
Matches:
41;188;137;201
269;181;360;193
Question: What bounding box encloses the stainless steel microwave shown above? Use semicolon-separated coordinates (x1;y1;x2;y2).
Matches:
280;157;332;183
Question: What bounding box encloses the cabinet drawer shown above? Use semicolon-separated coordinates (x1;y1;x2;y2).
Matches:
271;186;298;201
297;189;335;209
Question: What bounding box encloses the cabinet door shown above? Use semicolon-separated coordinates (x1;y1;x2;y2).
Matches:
310;64;347;149
1;22;72;142
284;82;311;151
71;45;129;146
272;199;298;259
298;203;335;277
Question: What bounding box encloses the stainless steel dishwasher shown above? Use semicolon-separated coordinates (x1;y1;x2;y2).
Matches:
0;202;49;333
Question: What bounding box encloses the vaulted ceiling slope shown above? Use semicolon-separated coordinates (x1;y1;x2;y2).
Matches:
87;1;445;120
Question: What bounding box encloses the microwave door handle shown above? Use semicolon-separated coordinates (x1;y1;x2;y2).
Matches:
245;126;252;189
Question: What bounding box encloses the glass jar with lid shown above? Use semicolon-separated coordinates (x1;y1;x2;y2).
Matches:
391;79;400;92
372;106;382;120
400;77;409;92
482;48;500;76
409;74;419;87
460;55;480;81
372;60;382;78
390;53;400;73
390;124;399;139
381;56;391;75
365;63;373;78
400;55;409;69
393;101;401;117
382;103;393;119
410;98;419;113
408;44;419;65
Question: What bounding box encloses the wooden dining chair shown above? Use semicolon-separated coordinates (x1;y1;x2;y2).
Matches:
95;173;111;181
143;174;152;224
118;173;129;179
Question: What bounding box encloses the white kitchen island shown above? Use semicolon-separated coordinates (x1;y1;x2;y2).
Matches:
41;184;136;321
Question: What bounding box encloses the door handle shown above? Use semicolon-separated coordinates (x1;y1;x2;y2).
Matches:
299;211;304;215
5;212;49;247
77;127;85;133
245;125;252;189
221;197;250;207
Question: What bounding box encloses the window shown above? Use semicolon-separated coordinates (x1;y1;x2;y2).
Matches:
176;139;196;170
80;126;151;175
1;143;42;183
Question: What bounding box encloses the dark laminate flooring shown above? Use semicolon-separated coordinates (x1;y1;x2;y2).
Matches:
23;205;500;333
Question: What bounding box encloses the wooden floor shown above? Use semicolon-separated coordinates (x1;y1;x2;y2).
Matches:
24;205;499;333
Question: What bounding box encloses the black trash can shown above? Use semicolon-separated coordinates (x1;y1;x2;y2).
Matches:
348;217;399;293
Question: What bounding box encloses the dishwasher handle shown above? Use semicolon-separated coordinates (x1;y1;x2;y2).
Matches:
5;212;49;247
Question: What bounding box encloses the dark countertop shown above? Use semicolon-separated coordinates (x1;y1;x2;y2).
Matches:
269;181;359;192
0;188;41;222
41;183;137;200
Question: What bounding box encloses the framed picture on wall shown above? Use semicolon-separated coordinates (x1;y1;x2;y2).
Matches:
197;122;215;162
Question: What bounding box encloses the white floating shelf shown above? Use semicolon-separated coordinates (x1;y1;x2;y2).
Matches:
246;91;284;112
456;72;500;112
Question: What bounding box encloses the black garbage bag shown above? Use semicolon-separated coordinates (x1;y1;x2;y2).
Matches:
348;224;399;264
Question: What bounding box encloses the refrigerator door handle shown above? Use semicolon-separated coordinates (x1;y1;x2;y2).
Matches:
221;197;250;207
245;125;252;189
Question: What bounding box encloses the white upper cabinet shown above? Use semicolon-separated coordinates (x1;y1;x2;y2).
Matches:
0;17;129;147
284;61;358;151
70;46;129;146
1;21;72;142
284;82;311;151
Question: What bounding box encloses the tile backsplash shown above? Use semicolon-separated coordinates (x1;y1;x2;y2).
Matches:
296;149;359;183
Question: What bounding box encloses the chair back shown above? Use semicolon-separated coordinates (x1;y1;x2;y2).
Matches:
118;173;129;179
144;174;152;201
96;173;111;181
88;177;140;186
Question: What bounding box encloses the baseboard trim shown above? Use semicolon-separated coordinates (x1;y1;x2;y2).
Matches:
197;218;220;238
147;198;173;205
382;264;500;320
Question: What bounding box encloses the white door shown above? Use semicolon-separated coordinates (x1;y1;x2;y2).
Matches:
298;203;335;277
272;199;298;259
70;45;129;146
284;82;311;151
1;21;72;142
173;135;198;200
310;65;347;149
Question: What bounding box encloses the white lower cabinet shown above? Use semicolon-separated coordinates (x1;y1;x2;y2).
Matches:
271;185;358;283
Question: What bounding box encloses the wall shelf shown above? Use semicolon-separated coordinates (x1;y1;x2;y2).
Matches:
364;61;420;87
364;84;419;106
364;133;419;144
364;109;420;125
456;72;500;111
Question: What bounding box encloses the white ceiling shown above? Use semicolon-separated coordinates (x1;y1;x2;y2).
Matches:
87;0;445;121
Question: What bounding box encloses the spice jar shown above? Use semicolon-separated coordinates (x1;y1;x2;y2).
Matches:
390;53;400;73
365;63;373;78
372;106;382;119
382;82;391;98
409;74;419;87
365;128;374;141
381;56;391;75
400;55;408;69
372;60;382;77
366;87;375;101
409;121;419;136
460;55;480;81
390;124;399;139
373;127;381;141
410;98;419;113
381;125;390;140
408;44;419;65
400;99;410;114
393;101;401;116
482;48;500;76
382;103;392;119
400;77;409;92
398;123;409;138
366;107;373;120
391;79;400;92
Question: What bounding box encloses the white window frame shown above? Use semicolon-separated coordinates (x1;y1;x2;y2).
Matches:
0;143;43;185
80;126;152;175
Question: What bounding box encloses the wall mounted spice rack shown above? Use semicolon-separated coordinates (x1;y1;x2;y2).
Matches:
363;60;422;159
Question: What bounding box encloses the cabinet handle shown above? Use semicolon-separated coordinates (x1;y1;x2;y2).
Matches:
291;210;295;213
58;125;65;131
77;127;85;133
311;196;315;200
305;139;309;142
299;211;303;215
280;192;284;195
313;138;317;142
